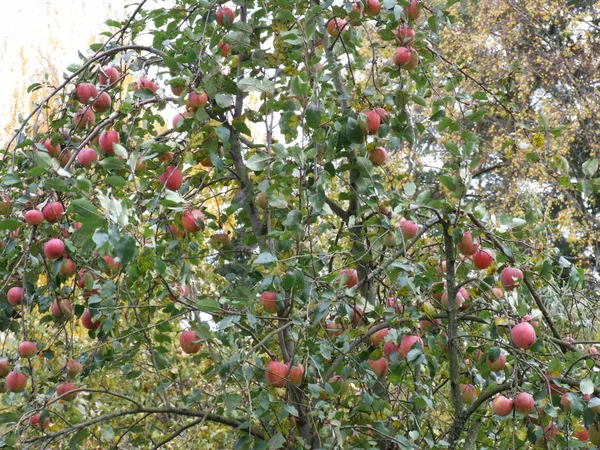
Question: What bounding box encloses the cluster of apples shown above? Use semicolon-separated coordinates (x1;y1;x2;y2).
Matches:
264;361;305;387
326;0;382;37
393;1;420;71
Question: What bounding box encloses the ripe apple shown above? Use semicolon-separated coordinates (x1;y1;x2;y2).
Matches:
171;84;185;96
75;83;98;104
179;330;201;354
403;48;419;71
369;328;389;346
81;309;102;330
514;392;535;414
18;341;36;358
461;384;476;405
363;0;381;16
327;18;347;37
359;110;381;135
340;269;359;288
326;321;344;337
491;287;503;299
400;218;418;239
172;112;187;129
7;287;23;306
383;340;399;358
76;147;98;168
441;290;465;309
99;130;120;155
92;91;111;112
0;359;10;377
44;238;65;260
56;382;78;401
5;371;27;393
395;26;415;45
51;299;74;320
350;306;364;327
404;0;420;21
368;357;388;377
457;231;478;256
288;363;304;385
522;314;540;329
102;255;120;274
511;322;536;349
394;47;412;66
169;224;185;238
501;267;524;290
486;351;506;371
472;249;494;269
399;335;422;358
374;107;389;123
544;422;558;440
265;361;288;387
74;107;95;129
368;147;387;166
182;210;205;232
43;201;64;223
136;77;158;93
23;209;43;225
210;233;231;249
188;91;208;110
0;194;10;216
217;40;230;57
386;297;404;314
66;360;83;378
215;7;235;26
159;166;184;191
29;413;50;429
492;395;513;416
98;66;119;85
42;137;61;158
260;291;278;313
560;393;573;411
574;427;589;442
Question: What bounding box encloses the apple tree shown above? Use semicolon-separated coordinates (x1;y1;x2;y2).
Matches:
0;0;599;448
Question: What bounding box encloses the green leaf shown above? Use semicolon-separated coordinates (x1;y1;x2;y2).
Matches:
196;297;220;313
245;154;271;171
268;434;287;449
69;199;106;228
305;104;322;129
254;252;278;265
580;378;594;395
69;429;89;449
0;220;19;231
346;117;364;144
116;235;137;266
237;77;275;93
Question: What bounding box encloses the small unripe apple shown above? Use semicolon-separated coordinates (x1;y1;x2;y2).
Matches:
44;238;65;260
188;91;208;110
51;299;74;320
74;107;95;129
400;218;418;239
492;395;513;416
210;233;231;249
159;166;184;191
43;201;64;223
99;130;120;155
24;209;44;225
66;360;83;378
260;291;278;313
77;147;98;168
56;382;78;401
339;269;359;288
399;335;422;359
7;287;24;306
369;328;389;346
75;83;98;104
81;309;101;330
501;267;524;290
42;137;61;158
0;359;10;377
5;371;27;393
179;330;201;354
368;147;387;166
359;110;381;135
590;423;600;445
383;232;396;247
486;351;506;371
404;0;420;21
368;357;388;377
98;66;119;85
182;210;205;232
395;26;415;45
265;361;288;387
457;231;478;256
288;363;304;385
514;392;535;414
215;7;235;26
327;18;347;36
92;91;111;112
18;341;36;358
461;384;477;405
29;413;50;429
511;322;536;349
136;77;158;93
472;249;494;269
394;47;412;66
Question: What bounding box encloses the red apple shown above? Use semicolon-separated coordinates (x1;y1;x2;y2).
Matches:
514;392;535;414
260;291;278;313
159;166;184;191
486;351;506;371
217;40;230;57
384;340;399;358
171;84;185;96
404;0;420;21
368;147;387;166
92;91;111;112
74;107;95;129
75;83;98;104
172;112;187;129
400;218;418;239
360;110;381;135
561;393;573;411
522;314;540;329
403;48;419;71
327;18;347;36
461;384;477;405
457;231;478;256
492;287;503;299
386;297;404;314
369;328;389;346
42;137;61;158
326;322;344;337
98;66;119;85
265;361;288;387
492;395;513;416
399;335;422;359
56;382;78;401
441;290;465;309
394;47;412;66
7;287;23;306
288;363;304;385
169;224;185;238
350;307;364;327
340;269;359;288
501;267;524;290
23;209;43;226
544;422;558;439
136;77;158;93
44;238;65;260
188;91;208;110
18;341;36;358
102;255;120;274
374;107;390;123
5;371;27;393
51;299;74;320
395;26;415;45
66;360;83;378
364;0;381;16
81;309;101;330
472;249;494;269
0;359;10;377
77;147;98;168
511;322;536;349
99;130;120;155
179;330;201;354
29;413;50;429
43;201;64;223
574;427;589;442
215;7;235;26
368;357;388;377
181;210;205;232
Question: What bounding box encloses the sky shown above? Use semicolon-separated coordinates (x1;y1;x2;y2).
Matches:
0;0;125;141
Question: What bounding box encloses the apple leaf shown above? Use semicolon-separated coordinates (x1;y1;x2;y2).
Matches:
115;235;137;267
245;153;271;171
254;252;278;265
580;378;594;395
